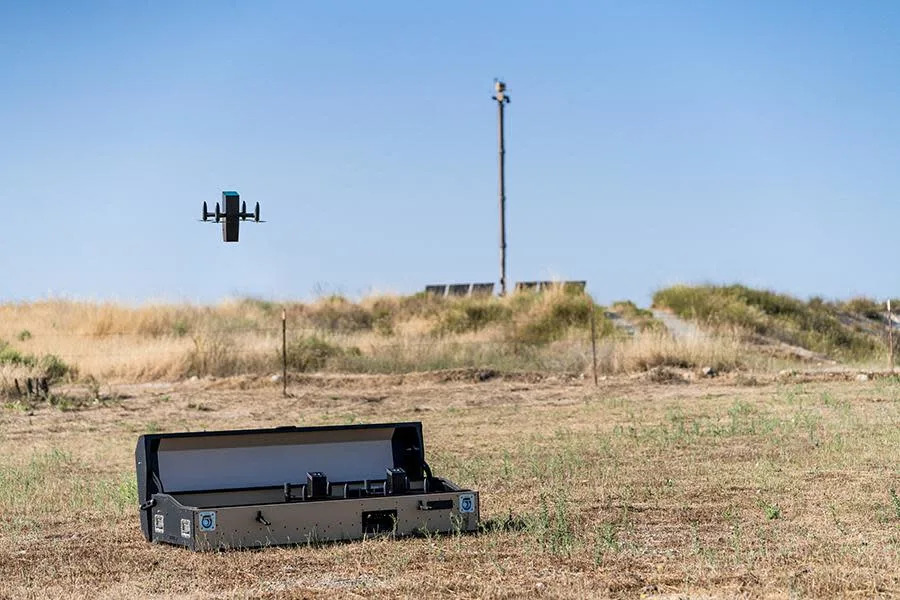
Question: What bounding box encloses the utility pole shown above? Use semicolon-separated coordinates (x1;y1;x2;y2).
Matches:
493;80;510;296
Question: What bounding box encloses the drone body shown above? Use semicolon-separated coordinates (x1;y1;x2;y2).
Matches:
201;191;262;242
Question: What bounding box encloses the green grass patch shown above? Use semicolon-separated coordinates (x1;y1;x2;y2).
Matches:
653;284;882;360
433;297;511;335
509;293;613;345
285;335;360;372
0;339;72;382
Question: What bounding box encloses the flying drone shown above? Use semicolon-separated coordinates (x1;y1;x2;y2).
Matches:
201;191;264;242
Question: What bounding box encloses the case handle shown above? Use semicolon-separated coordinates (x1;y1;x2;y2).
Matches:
418;499;453;511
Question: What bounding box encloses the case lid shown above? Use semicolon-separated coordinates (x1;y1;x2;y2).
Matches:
135;422;425;503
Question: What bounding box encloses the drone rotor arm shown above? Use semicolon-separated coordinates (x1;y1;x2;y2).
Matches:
199;192;263;240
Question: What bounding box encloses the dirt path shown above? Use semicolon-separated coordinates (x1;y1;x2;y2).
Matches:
650;309;707;340
603;310;637;336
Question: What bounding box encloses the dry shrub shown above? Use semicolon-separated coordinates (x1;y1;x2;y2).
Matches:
433;298;511;336
598;332;744;374
183;331;278;378
291;296;373;333
285;336;359;372
839;297;888;320
374;293;446;320
186;333;240;377
506;286;611;345
358;294;444;334
0;339;72;386
646;366;689;384
0;363;37;397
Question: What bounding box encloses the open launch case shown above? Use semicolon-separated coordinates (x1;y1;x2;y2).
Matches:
135;422;479;550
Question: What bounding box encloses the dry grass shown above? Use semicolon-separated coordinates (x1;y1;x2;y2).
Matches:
0;292;636;385
597;331;747;374
3;286;890;390
0;374;898;598
3;290;835;396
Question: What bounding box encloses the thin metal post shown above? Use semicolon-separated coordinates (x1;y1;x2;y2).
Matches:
493;81;510;296
282;308;288;396
590;307;599;387
889;300;894;373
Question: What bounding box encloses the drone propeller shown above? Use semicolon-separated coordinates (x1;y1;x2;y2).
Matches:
237;201;263;222
214;202;221;223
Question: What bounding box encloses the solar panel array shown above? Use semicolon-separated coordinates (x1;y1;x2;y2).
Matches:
470;283;495;296
515;281;586;294
425;281;586;296
424;285;447;296
424;283;496;297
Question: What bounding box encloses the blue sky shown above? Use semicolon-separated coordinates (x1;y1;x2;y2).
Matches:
2;1;899;306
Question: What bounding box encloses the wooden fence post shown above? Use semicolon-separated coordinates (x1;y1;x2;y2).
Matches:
590;308;599;387
889;300;894;373
282;308;288;397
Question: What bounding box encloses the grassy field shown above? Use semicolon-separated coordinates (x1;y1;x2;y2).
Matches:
2;285;893;391
1;373;898;598
1;288;897;597
653;285;890;362
0;291;761;388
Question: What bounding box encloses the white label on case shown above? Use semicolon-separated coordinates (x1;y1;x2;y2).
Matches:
458;493;476;513
153;513;165;533
180;518;192;538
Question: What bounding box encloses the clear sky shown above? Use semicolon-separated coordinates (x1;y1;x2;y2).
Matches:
2;1;898;306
